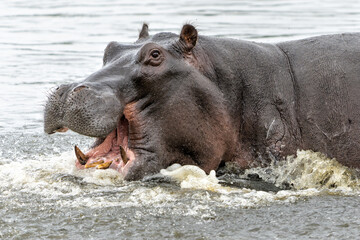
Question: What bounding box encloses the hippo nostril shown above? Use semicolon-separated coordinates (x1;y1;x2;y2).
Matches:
73;85;89;92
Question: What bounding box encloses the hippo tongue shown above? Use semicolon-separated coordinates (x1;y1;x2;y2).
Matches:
87;130;117;158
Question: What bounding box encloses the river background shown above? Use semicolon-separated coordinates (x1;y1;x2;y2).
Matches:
1;0;360;239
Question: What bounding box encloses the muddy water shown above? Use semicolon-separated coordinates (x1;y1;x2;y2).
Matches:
1;0;360;239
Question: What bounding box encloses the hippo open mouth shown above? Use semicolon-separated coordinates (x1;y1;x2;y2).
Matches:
74;115;136;175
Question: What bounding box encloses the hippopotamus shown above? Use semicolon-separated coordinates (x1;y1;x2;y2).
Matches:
44;23;360;180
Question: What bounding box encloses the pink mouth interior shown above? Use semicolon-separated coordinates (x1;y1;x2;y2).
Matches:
75;117;135;175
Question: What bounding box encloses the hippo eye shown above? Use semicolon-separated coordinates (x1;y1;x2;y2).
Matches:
144;48;163;66
150;50;161;59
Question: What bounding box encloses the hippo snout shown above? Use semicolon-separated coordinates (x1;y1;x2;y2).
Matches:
44;82;123;137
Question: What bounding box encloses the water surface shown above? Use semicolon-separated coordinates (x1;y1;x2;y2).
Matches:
1;0;360;239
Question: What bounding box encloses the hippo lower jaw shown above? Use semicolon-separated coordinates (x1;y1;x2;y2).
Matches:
74;116;137;177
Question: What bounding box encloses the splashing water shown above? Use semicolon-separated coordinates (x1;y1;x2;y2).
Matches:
243;150;360;191
1;149;359;208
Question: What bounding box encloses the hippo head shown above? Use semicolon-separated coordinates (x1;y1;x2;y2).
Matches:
44;24;236;180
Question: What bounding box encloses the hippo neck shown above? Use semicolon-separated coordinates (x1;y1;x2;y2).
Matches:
196;36;302;162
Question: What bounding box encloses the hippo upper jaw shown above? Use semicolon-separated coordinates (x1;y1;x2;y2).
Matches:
44;82;123;138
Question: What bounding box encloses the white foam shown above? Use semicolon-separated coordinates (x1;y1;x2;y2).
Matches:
0;152;124;198
160;164;233;192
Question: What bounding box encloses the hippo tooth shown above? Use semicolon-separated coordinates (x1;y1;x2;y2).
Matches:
85;160;104;169
96;161;113;169
74;145;89;165
119;146;128;164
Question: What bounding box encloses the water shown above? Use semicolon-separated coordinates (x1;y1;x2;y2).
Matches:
1;0;360;239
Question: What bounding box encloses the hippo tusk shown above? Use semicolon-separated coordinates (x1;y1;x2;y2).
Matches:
119;146;128;164
96;161;113;169
85;159;104;168
75;145;89;165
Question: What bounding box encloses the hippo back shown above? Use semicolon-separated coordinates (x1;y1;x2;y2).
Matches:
277;33;360;168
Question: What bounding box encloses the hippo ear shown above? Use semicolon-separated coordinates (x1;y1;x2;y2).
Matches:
179;24;198;51
138;23;149;39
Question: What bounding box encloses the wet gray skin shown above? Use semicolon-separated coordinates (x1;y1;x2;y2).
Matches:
45;23;360;180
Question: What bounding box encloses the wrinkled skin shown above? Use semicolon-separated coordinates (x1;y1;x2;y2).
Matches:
44;24;360;180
